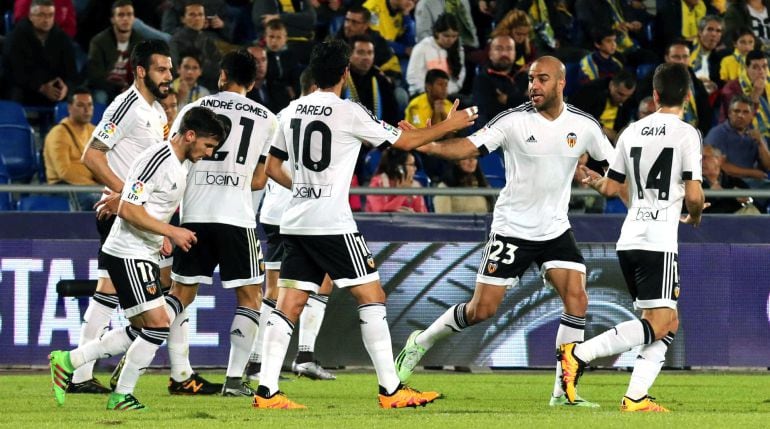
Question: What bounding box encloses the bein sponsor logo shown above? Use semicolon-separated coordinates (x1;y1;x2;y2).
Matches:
635;208;667;221
194;171;246;188
292;183;332;199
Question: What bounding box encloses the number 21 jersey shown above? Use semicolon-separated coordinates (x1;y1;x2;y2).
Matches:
269;91;401;235
608;112;702;253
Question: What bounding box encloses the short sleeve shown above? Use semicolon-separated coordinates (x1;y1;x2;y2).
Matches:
585;120;616;163
467;124;506;156
91;96;140;149
349;102;402;148
682;128;703;181
268;116;289;161
607;134;627;183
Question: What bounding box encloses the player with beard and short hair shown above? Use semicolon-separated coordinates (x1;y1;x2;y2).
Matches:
395;56;616;408
78;39;220;396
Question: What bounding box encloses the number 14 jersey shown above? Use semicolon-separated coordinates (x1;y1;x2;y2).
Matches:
269;91;402;235
608;112;702;253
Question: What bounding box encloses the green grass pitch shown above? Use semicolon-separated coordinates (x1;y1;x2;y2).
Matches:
4;370;770;428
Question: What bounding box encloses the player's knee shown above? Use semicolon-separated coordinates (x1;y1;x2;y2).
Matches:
466;301;498;324
563;287;588;313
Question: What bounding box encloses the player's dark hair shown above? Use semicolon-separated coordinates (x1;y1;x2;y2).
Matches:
309;39;350;89
375;148;413;182
433;13;461;80
220;49;257;88
611;69;636;89
67;87;92;104
746;49;766;68
131;39;171;72
179;106;227;142
111;0;133;14
299;69;315;95
425;68;450;85
652;63;691;107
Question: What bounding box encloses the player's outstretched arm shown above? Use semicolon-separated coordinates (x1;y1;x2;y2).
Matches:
680;180;707;227
580;165;625;197
117;201;197;251
417;137;480;161
81;138;124;193
392;100;478;151
251;161;268;191
265;154;292;190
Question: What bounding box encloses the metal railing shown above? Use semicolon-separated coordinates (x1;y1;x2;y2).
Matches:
2;184;770;198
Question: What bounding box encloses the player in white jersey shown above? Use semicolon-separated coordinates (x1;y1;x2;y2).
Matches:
394;56;616;407
68;40;173;394
252;40;478;409
165;50;276;396
48;107;226;411
559;63;706;412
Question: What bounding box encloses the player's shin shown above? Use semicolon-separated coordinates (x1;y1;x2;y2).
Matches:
227;306;260;378
553;313;585;397
257;310;294;396
70;325;139;368
72;292;119;383
359;303;400;394
625;332;675;400
115;327;169;394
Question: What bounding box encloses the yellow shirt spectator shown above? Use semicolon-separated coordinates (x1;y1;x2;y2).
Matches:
364;0;406;42
405;93;453;127
44;117;97;185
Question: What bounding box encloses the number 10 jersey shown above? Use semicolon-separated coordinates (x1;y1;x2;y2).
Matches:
170;91;278;228
269;91;402;235
608;112;702;253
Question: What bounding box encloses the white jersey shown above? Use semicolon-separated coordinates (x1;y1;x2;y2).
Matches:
170;91;277;228
102;142;187;262
609;112;702;253
259;107;292;226
271;90;401;235
469;102;615;241
91;85;168;180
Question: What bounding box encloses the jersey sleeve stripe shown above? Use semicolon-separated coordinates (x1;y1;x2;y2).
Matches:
137;147;172;183
110;92;139;125
566;104;603;130
682;171;693;180
607;168;626;183
269;146;289;160
487;101;533;127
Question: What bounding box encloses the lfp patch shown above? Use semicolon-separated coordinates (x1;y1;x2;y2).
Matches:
131;181;145;195
103;122;117;135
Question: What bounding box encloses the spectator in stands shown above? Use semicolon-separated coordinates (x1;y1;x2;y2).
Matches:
171;50;210;108
43;88;100;210
169;1;223;90
245;44;291;113
706;94;770;182
570;70;637;144
637;95;656;119
363;0;416;61
689;15;724;93
512;0;578;53
724;0;770;52
406;13;465;96
4;0;77;106
655;0;718;49
344;34;400;124
405;69;453;182
87;0;144;105
720;28;756;83
575;0;643;54
636;40;714;136
433;157;492;214
264;19;299;101
702;144;753;213
472;34;528;125
162;0;232;43
415;0;479;50
160;87;179;125
253;0;316;64
335;6;400;79
365;148;428;213
492;9;537;70
721;50;770;136
14;0;76;38
578;28;625;84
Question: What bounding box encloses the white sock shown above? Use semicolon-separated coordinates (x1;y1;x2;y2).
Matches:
415;303;469;349
574;319;654;363
251;298;275;364
552;313;585;397
165;296;193;382
227;306;260;378
258;310;294;396
626;332;674;399
72;293;118;383
70;326;137;368
298;294;328;356
115;327;169;395
358;303;400;394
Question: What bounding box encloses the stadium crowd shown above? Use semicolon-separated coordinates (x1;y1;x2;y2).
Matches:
0;0;768;214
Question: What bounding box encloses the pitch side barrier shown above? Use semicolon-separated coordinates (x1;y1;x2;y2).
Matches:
0;213;769;369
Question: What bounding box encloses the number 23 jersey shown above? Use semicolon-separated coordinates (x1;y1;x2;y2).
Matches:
269;91;402;235
608;112;702;253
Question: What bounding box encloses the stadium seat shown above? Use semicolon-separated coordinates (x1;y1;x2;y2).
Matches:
0;155;14;210
17;195;71;212
564;62;580;97
0;124;37;182
636;63;657;81
3;10;12;35
479;149;505;188
364;148;382;179
413;171;433;212
54;101;107;125
0;100;30;125
604;197;628;214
